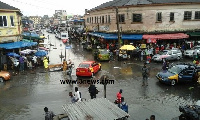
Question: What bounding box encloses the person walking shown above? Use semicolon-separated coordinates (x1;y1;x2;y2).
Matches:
141;50;144;61
62;59;67;71
193;49;198;61
19;56;25;72
44;107;55;120
32;55;37;70
43;57;48;72
88;83;99;99
142;63;150;86
13;58;19;75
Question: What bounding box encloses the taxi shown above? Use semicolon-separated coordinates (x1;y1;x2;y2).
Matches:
76;61;101;77
156;63;199;86
0;71;11;82
94;49;110;61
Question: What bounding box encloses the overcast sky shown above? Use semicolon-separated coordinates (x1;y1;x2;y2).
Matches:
0;0;112;16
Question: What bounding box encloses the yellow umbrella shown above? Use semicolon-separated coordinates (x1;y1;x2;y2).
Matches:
120;45;136;50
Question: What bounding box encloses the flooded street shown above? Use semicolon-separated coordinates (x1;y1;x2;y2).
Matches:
0;31;200;120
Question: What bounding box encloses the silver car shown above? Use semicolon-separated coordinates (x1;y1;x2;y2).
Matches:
184;46;200;58
152;49;182;62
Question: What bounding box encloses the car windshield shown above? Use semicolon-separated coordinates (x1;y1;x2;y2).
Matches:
100;49;109;54
168;66;182;74
79;63;90;68
159;51;168;55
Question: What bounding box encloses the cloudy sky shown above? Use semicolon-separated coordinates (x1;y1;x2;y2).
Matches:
0;0;112;16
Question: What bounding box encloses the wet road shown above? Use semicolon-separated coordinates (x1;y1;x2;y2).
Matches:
0;31;200;120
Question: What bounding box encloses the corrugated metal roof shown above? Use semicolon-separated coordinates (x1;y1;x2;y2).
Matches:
90;0;200;11
0;1;19;10
62;98;130;120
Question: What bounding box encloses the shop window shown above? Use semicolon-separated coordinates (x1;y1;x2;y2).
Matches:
195;11;200;20
106;15;107;23
10;16;14;27
156;12;162;22
118;14;125;23
170;12;174;21
108;15;111;23
132;14;142;22
0;16;7;27
102;16;104;23
184;11;192;20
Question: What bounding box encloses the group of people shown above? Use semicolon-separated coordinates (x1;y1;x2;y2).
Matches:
9;54;39;75
68;84;99;104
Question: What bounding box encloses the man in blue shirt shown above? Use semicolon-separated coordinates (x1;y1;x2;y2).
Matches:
19;56;24;72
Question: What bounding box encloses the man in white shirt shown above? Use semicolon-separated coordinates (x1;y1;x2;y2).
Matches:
74;87;81;102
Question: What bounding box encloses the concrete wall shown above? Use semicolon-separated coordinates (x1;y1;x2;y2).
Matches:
0;11;22;43
84;4;200;33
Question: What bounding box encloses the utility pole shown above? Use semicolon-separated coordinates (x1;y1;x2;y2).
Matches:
115;7;121;49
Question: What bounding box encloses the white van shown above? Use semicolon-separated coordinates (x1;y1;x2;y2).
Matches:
61;32;68;40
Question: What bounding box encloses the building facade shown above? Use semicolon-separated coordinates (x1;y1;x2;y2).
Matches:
84;1;200;34
29;16;41;28
0;1;23;43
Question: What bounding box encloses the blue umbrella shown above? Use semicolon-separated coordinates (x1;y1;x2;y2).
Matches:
7;52;20;57
35;50;47;57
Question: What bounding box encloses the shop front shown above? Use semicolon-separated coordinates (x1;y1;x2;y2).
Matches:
143;33;189;50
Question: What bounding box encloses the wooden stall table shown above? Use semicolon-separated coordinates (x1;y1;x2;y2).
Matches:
62;98;130;120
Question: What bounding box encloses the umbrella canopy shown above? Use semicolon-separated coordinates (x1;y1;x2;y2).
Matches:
120;45;136;50
35;50;47;57
7;52;20;57
20;49;36;55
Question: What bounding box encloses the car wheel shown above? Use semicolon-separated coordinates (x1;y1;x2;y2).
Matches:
0;77;4;82
171;79;176;86
177;56;181;60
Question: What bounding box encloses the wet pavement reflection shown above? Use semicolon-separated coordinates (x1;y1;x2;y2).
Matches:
0;31;200;120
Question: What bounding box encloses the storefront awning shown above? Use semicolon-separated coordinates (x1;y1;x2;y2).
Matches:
143;33;189;40
0;41;38;49
89;32;142;40
186;32;200;37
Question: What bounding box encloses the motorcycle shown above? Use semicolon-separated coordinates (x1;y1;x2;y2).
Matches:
179;105;200;120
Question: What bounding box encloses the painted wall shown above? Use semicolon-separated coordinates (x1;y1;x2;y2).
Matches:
85;4;200;33
0;11;22;43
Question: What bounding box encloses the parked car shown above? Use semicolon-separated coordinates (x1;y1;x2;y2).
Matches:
184;46;200;58
83;42;92;50
46;29;52;33
76;61;101;77
156;63;200;86
152;49;182;62
94;49;110;61
0;71;11;82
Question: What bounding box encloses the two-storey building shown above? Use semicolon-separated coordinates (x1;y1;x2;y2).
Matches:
84;0;200;47
0;1;23;43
